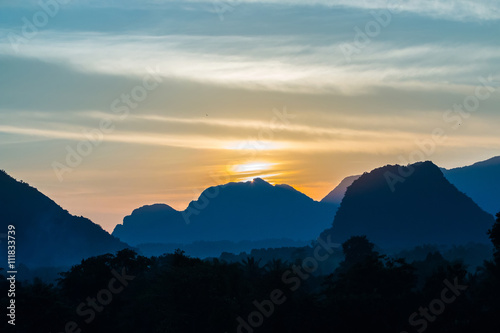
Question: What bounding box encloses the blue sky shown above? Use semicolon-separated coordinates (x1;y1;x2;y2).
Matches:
1;0;499;231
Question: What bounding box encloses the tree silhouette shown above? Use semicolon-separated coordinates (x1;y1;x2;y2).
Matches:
336;235;380;274
3;231;500;333
488;213;500;265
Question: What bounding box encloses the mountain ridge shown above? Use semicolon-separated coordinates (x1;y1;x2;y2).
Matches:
113;177;338;247
0;169;130;267
320;161;495;248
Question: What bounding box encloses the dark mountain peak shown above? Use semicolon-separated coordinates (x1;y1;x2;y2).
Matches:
347;161;451;197
194;178;273;199
321;160;494;248
229;177;273;189
319;163;444;206
274;183;300;193
251;177;271;186
0;169;70;220
0;169;129;267
371;160;438;176
130;203;177;215
193;177;307;202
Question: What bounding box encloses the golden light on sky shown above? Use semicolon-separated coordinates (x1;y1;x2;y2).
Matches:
227;161;281;184
231;162;275;173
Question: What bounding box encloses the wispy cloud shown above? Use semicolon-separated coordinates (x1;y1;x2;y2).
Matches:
2;119;499;155
235;0;500;21
0;125;231;150
1;32;498;95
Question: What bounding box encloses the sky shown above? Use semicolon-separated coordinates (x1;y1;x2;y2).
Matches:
0;0;499;232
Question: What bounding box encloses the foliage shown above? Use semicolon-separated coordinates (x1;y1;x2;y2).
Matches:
2;229;500;333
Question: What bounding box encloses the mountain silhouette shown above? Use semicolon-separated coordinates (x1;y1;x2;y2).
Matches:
113;178;338;246
0;170;129;267
442;156;500;216
321;175;361;204
320;161;495;248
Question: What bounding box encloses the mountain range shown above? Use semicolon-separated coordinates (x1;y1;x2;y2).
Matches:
112;178;338;246
2;155;499;266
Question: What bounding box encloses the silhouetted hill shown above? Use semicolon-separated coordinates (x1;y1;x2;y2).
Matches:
442;156;500;216
321;175;361;204
321;161;495;248
113;178;338;247
0;170;129;267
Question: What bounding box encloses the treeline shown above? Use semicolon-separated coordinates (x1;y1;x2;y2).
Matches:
1;214;500;333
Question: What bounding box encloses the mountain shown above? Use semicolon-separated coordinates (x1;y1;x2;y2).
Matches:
321;175;361;204
113;178;338;246
442;156;500;216
320;156;500;215
320;161;495;248
0;170;129;267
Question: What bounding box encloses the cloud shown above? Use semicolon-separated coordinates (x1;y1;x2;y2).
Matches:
238;0;500;21
0;124;233;150
2;112;500;156
1;33;499;97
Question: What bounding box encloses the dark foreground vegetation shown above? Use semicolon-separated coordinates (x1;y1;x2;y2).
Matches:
2;214;500;333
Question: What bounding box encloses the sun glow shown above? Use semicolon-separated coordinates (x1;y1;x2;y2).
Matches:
232;162;274;173
239;173;281;183
228;161;283;184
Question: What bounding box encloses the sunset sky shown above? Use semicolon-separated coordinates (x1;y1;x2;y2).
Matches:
1;0;499;232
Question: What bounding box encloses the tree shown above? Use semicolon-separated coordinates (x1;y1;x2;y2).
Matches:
340;235;379;270
488;213;500;265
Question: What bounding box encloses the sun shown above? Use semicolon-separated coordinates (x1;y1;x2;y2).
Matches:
229;161;281;183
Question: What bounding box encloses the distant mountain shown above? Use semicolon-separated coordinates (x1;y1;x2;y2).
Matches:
321;175;361;204
113;178;338;246
0;170;129;267
321;161;495;248
442;156;500;216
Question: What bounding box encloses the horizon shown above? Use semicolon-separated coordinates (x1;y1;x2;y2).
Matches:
2;155;498;233
1;0;500;232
